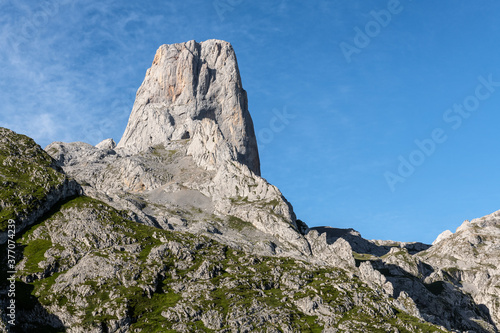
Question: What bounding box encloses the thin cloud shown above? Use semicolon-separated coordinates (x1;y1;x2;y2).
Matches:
0;0;183;147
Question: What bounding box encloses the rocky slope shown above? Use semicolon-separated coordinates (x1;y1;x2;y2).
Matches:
2;195;447;332
1;39;499;332
421;211;500;330
0;128;79;244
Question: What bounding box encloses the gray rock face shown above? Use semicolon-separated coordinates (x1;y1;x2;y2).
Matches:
421;210;500;329
95;138;116;150
432;229;453;245
305;229;356;269
117;39;260;176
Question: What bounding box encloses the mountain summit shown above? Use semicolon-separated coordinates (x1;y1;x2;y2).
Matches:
45;39;311;256
118;39;261;176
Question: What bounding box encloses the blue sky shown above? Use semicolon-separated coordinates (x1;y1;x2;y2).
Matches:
1;0;500;244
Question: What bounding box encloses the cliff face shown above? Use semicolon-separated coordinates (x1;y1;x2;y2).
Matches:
117;39;260;176
1;40;500;332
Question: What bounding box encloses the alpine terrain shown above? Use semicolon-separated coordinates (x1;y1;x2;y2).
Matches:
0;39;499;333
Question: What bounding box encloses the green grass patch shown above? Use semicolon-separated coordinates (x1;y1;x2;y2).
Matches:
21;239;53;273
226;215;253;232
352;252;376;261
391;309;448;332
128;289;182;331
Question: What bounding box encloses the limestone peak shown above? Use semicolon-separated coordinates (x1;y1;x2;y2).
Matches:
117;39;260;175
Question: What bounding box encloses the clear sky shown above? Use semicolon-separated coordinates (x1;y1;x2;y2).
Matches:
2;0;500;244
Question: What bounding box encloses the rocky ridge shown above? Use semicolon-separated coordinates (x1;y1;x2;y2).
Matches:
1;39;499;332
422;211;500;329
0;128;79;244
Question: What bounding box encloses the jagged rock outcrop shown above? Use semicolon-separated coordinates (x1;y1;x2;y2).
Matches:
95;138;116;150
117;39;260;176
45;137;311;256
421;210;500;329
304;229;356;269
432;229;453;245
